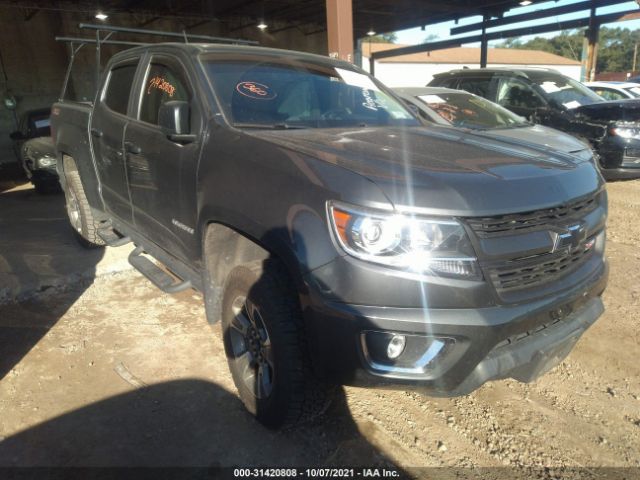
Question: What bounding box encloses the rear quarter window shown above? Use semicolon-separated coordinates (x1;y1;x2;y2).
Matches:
457;77;493;99
103;63;138;115
431;77;458;89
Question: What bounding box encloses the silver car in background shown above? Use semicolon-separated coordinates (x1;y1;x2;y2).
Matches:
394;86;594;160
585;81;640;101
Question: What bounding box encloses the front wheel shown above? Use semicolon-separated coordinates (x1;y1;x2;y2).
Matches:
220;259;333;428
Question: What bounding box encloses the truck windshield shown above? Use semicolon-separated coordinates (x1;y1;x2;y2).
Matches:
201;55;418;129
528;73;603;109
415;91;528;130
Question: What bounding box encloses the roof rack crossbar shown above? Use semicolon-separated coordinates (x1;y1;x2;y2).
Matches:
56;36;149;47
78;23;258;45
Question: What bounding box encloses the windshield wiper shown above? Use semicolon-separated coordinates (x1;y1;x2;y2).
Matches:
492;123;531;130
233;122;308;130
274;123;308;129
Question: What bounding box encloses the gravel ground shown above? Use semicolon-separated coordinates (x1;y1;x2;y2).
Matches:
0;181;639;478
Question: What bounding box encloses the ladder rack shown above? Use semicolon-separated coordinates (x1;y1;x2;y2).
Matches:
56;23;258;101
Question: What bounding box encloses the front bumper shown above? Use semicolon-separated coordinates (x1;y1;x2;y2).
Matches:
598;137;640;179
303;260;608;395
22;159;58;182
600;164;640;180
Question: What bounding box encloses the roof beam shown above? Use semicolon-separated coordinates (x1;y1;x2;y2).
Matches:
372;8;639;61
450;0;631;35
372;37;478;60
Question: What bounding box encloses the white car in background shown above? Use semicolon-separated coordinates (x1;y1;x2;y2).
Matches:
394;86;594;158
585;81;640;101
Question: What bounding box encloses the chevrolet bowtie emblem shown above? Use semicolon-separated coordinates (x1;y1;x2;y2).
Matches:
550;223;587;253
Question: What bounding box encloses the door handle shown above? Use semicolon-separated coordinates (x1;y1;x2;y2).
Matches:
90;128;103;138
124;141;142;154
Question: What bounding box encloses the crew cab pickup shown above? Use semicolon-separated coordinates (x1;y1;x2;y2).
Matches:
52;43;608;428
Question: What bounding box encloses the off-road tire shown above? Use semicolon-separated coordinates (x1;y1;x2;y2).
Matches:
63;170;105;249
221;259;333;428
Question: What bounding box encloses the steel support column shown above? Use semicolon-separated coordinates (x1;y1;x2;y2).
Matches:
584;5;600;81
326;0;354;62
480;14;489;68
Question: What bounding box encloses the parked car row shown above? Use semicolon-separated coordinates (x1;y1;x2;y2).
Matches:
429;68;640;179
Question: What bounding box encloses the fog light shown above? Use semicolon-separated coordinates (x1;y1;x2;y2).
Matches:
387;334;406;359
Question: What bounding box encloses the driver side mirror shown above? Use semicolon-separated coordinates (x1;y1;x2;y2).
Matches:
158;101;196;143
9;131;25;140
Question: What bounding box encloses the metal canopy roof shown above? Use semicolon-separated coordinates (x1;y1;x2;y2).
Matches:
5;0;529;38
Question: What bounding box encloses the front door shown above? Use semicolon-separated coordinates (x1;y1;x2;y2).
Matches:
124;55;201;262
91;59;140;223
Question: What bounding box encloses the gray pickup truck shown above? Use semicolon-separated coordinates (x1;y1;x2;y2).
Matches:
52;42;608;428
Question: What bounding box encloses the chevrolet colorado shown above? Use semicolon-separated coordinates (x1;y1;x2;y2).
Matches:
52;43;608;428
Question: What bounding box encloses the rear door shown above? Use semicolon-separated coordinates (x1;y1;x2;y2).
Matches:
124;53;203;262
91;57;140;224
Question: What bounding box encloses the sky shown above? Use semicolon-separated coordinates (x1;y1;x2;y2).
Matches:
392;0;640;47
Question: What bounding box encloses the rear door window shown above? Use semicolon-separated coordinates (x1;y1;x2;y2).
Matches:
432;77;459;89
103;63;138;115
457;77;494;100
28;113;51;137
496;77;546;110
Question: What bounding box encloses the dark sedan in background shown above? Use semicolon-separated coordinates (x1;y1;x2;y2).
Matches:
9;108;58;193
430;68;640;179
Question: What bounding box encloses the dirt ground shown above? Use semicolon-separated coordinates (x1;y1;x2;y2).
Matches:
1;179;639;478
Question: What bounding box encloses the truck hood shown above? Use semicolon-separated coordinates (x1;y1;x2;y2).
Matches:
249;126;602;216
575;99;640;123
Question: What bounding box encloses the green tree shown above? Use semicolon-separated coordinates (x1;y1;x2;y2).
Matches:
366;33;397;43
496;27;640;73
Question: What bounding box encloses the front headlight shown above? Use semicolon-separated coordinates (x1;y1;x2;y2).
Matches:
610;126;640;139
328;201;480;278
37;155;56;168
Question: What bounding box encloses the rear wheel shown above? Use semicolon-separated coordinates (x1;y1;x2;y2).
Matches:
33;179;61;195
63;169;104;249
220;259;333;428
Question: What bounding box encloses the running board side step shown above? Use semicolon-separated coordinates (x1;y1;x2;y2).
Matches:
97;226;132;247
128;246;192;294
